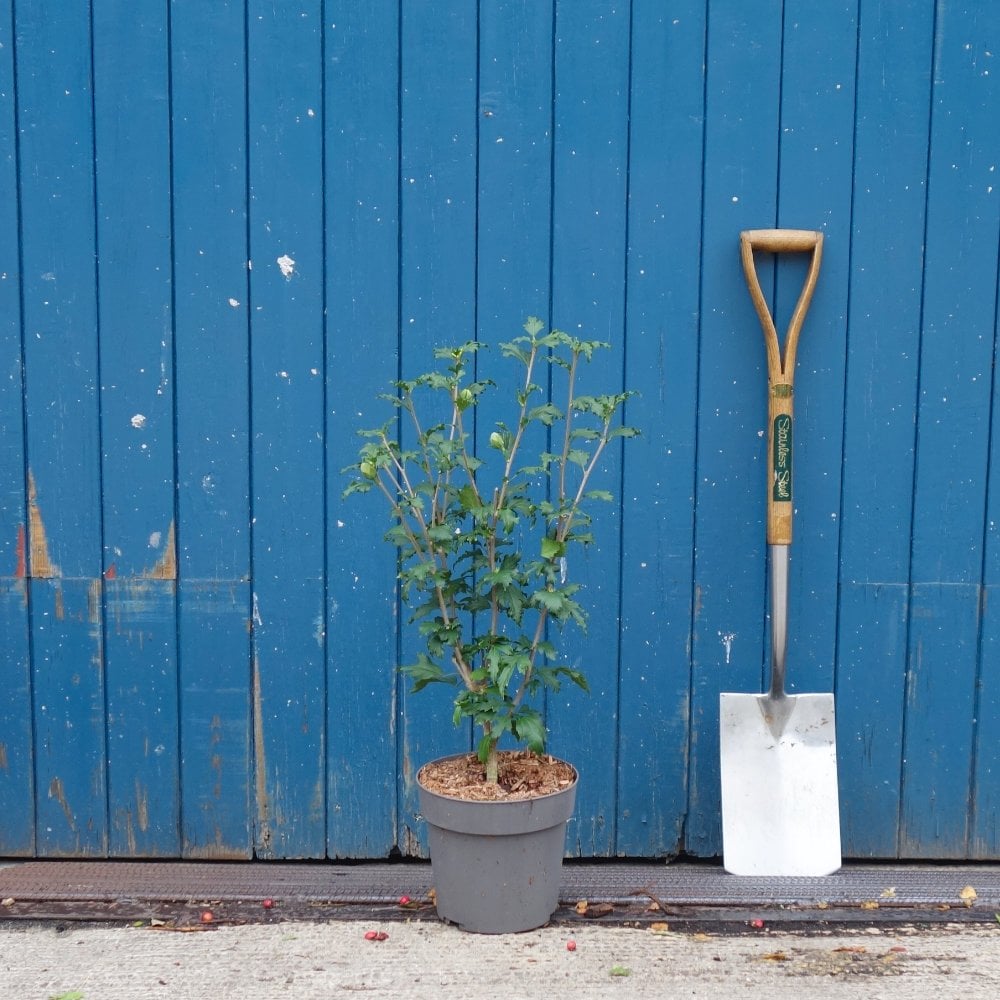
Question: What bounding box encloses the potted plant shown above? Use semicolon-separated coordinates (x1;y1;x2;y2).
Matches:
344;317;636;933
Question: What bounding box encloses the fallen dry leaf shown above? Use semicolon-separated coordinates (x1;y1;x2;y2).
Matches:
833;946;867;954
860;901;880;910
575;899;589;915
648;922;670;934
583;902;614;919
959;885;978;906
881;887;896;898
1;898;14;907
760;951;791;962
692;932;712;942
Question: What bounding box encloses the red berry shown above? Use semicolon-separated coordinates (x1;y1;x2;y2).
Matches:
262;898;274;910
750;918;765;929
398;895;411;906
364;930;378;941
566;939;577;951
376;932;389;941
200;910;213;924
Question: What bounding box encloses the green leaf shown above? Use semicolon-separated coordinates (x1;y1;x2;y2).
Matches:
457;484;478;511
532;588;567;614
527;402;562;426
523;316;545;337
476;732;495;765
540;537;565;560
512;709;546;753
500;342;530;365
401;655;456;693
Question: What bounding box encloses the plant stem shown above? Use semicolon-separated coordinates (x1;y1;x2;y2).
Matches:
484;735;499;785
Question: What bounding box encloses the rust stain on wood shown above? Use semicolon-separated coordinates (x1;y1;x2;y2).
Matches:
144;521;177;580
136;779;149;833
252;653;272;851
48;776;76;830
27;471;61;579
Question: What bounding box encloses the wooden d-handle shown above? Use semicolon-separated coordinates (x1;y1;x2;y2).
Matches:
740;229;823;545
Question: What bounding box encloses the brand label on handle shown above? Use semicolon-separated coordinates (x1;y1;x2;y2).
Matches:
773;414;792;502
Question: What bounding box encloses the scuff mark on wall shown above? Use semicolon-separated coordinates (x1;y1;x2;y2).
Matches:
401;825;423;859
87;578;101;626
15;524;26;578
27;471;60;578
0;743;7;771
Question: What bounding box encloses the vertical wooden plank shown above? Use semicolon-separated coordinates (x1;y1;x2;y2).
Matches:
775;1;857;689
473;1;553;766
171;0;253;859
975;366;1000;855
476;0;553;330
546;0;630;857
836;0;933;857
324;2;400;858
901;1;999;857
0;1;33;855
687;0;782;857
616;0;705;857
395;4;479;855
774;1;859;861
92;0;180;858
246;1;326;859
16;1;108;856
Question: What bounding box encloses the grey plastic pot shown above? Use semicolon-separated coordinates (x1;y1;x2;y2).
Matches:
417;755;578;934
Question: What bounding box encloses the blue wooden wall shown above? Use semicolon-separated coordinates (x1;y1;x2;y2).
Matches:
1;0;998;860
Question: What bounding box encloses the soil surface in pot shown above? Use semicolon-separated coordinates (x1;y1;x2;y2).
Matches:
418;750;576;802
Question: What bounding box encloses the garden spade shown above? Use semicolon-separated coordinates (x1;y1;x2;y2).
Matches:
719;229;841;877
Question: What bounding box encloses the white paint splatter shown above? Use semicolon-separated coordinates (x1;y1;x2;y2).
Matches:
277;254;296;278
719;631;737;665
131;414;146;429
148;531;162;549
228;297;241;308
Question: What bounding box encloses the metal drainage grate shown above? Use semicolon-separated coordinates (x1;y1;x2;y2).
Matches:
1;861;998;922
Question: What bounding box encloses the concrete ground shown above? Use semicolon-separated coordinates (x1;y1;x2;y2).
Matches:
2;918;999;1000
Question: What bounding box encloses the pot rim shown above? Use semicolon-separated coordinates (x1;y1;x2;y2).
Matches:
416;751;579;804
